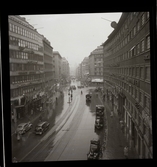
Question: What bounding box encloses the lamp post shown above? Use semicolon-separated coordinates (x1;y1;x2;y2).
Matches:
68;88;71;103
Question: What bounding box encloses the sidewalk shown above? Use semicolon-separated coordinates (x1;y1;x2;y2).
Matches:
11;90;62;136
98;93;138;159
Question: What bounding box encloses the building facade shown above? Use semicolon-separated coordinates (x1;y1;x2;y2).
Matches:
81;57;89;83
89;45;103;86
61;57;70;85
53;51;62;85
9;15;45;120
103;12;152;158
43;37;54;91
75;64;81;80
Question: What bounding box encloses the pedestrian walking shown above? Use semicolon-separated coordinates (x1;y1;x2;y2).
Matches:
124;146;129;159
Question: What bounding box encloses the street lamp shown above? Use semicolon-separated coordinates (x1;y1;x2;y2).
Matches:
68;89;71;103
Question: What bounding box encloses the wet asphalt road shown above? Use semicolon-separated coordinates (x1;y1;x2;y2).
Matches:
12;81;105;162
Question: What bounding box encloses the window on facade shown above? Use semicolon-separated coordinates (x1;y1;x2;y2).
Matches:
144;124;149;140
146;36;150;49
133;26;136;36
9;23;12;31
144;95;150;109
133;67;136;77
133;87;135;97
129;67;132;76
141;13;145;26
146;12;149;20
140;67;144;79
136;67;139;77
145;66;150;81
137;43;140;54
139;91;142;104
141;40;145;52
137;21;140;32
139;116;142;127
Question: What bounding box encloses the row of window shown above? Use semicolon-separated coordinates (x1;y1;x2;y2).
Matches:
9;50;43;62
10;74;44;85
95;67;103;71
125;97;150;140
104;65;150;82
105;34;150;63
45;63;54;70
123;35;150;60
11;84;42;98
105;12;149;52
10;63;44;71
95;72;103;76
9;22;39;41
107;76;150;110
9;36;40;51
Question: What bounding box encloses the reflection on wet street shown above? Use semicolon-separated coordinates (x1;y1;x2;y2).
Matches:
12;81;105;162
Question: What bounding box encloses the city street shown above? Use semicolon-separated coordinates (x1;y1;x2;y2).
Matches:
12;81;105;162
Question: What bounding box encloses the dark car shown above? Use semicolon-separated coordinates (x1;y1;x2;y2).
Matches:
87;140;101;160
35;121;50;135
96;105;104;116
16;122;32;135
86;94;92;102
95;116;103;129
70;85;76;90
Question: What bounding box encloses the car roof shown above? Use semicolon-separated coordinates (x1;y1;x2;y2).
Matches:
18;123;27;126
96;105;104;107
37;121;47;126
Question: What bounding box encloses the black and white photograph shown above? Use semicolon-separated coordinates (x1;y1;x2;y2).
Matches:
1;3;157;165
7;12;153;162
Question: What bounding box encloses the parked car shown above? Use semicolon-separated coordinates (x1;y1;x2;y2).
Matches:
17;122;32;135
86;94;92;102
96;105;104;116
70;85;76;90
35;121;50;135
95;116;103;129
87;140;101;160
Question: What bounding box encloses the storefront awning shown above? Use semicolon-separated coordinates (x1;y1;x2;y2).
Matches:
91;79;103;83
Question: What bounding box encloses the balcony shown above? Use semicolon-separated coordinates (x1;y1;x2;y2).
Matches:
10;79;44;89
10;70;44;76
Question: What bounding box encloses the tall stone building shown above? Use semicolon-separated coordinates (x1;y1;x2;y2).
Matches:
61;57;70;85
81;57;89;83
89;45;103;86
53;51;62;85
103;12;152;158
9;15;45;120
43;37;54;91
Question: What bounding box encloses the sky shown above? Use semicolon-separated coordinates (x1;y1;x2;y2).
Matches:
22;13;122;69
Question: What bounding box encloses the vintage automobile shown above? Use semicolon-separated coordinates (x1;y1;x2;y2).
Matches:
70;85;76;90
35;121;50;135
16;122;33;135
96;105;104;116
86;93;92;102
87;139;101;160
95;116;103;129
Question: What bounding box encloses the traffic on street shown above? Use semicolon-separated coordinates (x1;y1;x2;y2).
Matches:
11;80;106;162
